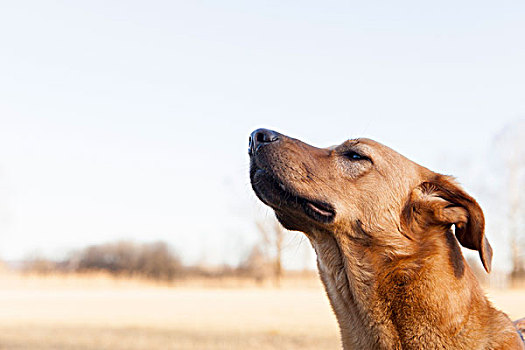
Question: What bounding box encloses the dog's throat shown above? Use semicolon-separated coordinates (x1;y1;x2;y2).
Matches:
312;232;395;350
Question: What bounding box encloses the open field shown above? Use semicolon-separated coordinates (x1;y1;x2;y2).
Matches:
0;273;523;350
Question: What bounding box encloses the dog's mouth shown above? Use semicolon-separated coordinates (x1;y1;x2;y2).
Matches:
250;167;336;224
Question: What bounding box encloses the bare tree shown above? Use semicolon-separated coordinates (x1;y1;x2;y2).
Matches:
22;254;57;275
238;245;269;285
256;217;286;287
494;120;525;283
507;152;525;282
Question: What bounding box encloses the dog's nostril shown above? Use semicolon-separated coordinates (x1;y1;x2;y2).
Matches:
256;132;267;143
249;128;280;155
254;129;279;143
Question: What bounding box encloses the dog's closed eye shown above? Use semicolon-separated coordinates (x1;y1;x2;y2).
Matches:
344;150;369;161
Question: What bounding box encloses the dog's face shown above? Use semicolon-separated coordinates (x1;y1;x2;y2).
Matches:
250;129;423;232
249;129;492;272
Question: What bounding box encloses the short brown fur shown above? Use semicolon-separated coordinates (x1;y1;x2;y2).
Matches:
249;130;524;349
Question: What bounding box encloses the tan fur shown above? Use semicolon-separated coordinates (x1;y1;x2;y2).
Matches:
249;129;524;349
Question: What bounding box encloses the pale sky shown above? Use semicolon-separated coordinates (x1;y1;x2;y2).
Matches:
0;1;524;270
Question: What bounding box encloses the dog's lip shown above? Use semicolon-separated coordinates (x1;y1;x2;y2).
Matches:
301;199;335;222
251;166;336;223
305;201;335;217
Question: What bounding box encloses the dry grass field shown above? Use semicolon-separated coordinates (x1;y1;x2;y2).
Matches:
0;273;523;350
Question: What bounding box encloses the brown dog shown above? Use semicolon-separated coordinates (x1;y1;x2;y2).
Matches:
249;129;525;350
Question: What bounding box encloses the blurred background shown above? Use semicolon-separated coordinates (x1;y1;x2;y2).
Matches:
0;1;524;349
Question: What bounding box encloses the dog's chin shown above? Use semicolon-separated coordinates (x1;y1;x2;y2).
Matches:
250;167;336;228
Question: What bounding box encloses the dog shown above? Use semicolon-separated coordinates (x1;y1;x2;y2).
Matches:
249;128;525;349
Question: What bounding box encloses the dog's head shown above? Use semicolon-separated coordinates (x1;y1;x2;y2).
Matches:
249;128;492;272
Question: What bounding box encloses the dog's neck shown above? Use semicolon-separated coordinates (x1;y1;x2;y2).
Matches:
308;228;507;350
310;230;402;349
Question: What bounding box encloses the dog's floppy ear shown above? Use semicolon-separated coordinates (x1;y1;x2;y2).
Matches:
404;175;492;272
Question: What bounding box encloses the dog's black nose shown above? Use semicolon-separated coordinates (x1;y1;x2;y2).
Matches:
249;128;280;155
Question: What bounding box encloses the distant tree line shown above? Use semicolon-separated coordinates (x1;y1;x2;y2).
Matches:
20;231;307;285
23;240;183;281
